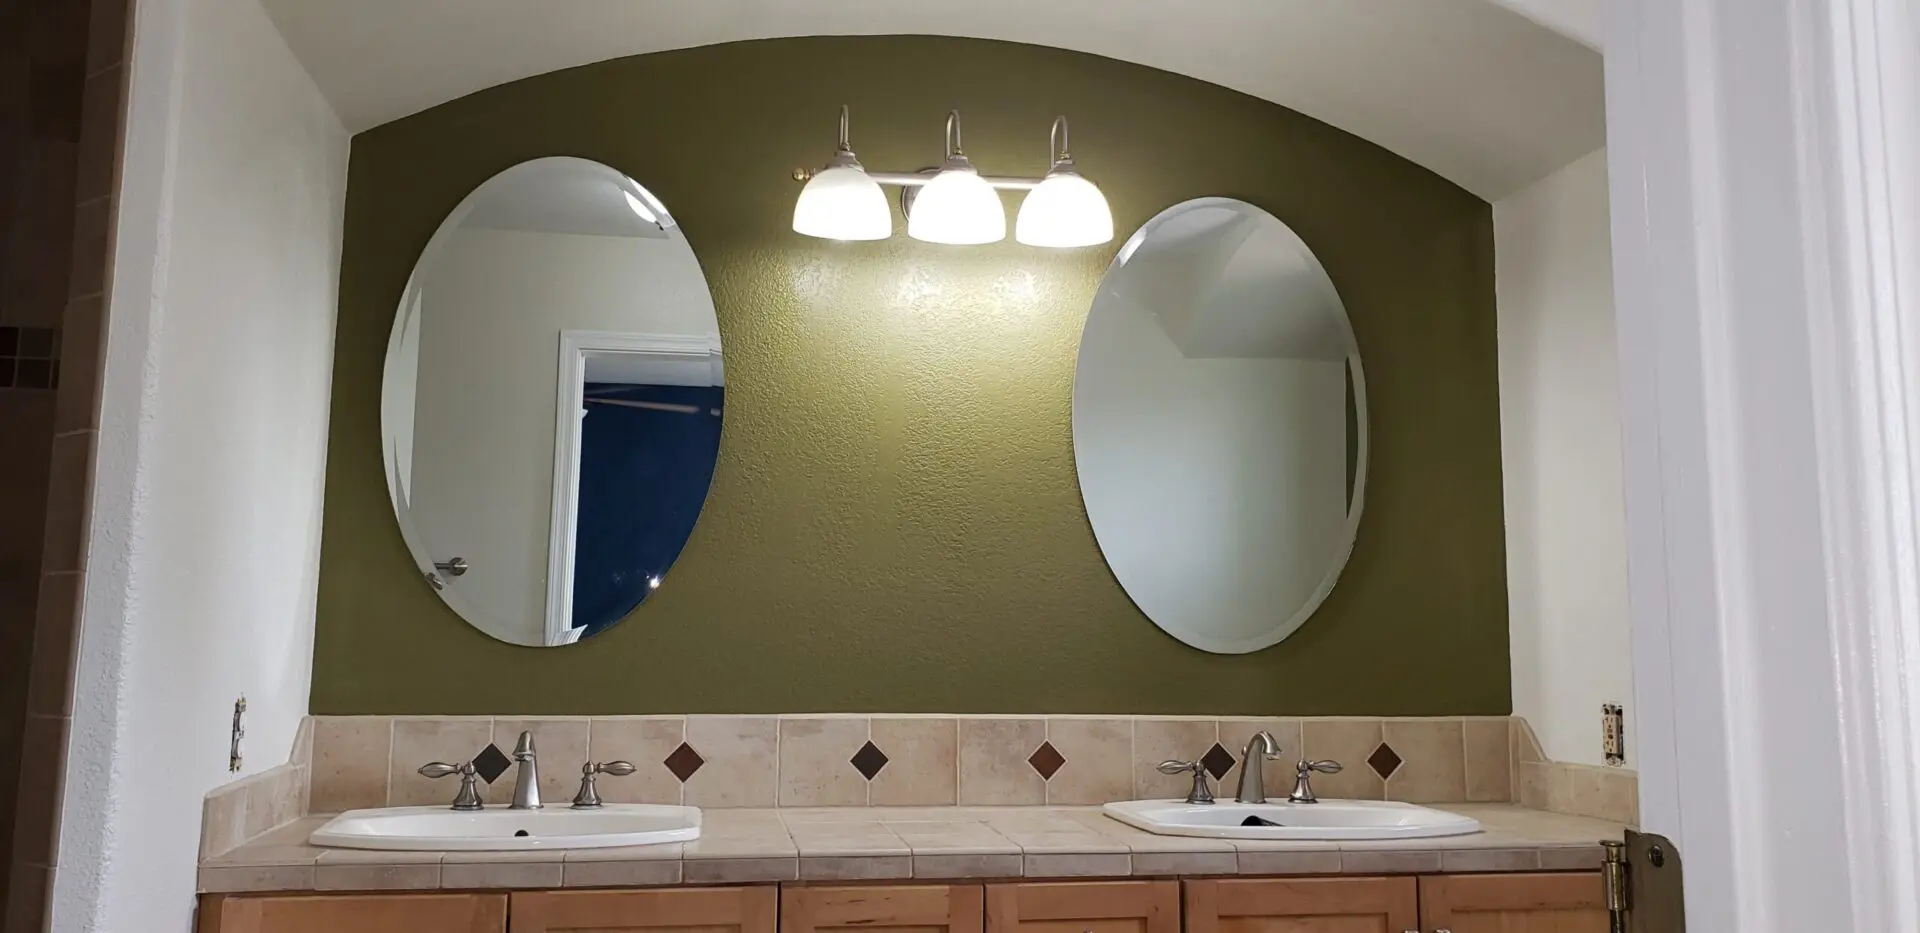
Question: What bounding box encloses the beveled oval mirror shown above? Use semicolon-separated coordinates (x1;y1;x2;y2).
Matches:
382;157;723;647
1073;197;1366;653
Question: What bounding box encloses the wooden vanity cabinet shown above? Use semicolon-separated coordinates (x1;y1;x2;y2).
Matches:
196;892;507;933
1185;877;1420;933
984;881;1180;933
1417;873;1607;932
511;886;777;933
783;885;983;933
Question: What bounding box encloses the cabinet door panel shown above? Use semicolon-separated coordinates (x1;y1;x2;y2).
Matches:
1418;874;1607;933
985;881;1179;933
1186;877;1419;933
197;893;507;933
783;885;982;933
511;886;778;933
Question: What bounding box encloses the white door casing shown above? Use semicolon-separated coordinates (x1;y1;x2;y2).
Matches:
1607;0;1920;929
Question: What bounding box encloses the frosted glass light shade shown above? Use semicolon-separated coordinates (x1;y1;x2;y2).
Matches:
1015;171;1113;248
793;165;892;240
908;167;1006;245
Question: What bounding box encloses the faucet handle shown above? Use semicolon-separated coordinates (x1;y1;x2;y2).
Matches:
571;761;637;809
1157;759;1216;805
1301;759;1343;774
418;761;484;811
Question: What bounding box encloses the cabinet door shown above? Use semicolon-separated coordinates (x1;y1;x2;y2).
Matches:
1418;874;1607;932
196;893;507;933
1185;878;1419;933
784;885;983;933
511;886;778;933
985;881;1179;933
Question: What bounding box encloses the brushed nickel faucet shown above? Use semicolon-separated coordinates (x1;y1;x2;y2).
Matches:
1234;731;1286;804
418;761;484;810
1287;759;1345;803
510;731;542;810
1156;758;1217;804
570;760;637;809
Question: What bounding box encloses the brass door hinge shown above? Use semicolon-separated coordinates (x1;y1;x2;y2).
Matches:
1603;831;1685;932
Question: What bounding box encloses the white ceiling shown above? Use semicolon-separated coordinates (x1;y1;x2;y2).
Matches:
461;158;669;239
260;0;1603;200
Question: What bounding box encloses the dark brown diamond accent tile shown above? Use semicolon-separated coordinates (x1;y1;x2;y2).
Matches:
1027;741;1066;781
472;743;512;784
1367;742;1403;780
850;741;889;781
664;742;705;782
1200;743;1238;781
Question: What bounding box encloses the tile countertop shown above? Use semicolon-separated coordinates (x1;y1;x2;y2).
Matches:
198;804;1628;895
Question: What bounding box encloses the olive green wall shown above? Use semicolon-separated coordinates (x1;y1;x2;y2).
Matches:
312;36;1508;715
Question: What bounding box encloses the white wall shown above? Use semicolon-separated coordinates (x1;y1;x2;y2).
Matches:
54;0;348;927
1495;147;1633;767
405;226;716;644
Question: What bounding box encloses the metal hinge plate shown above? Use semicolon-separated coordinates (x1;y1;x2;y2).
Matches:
1604;830;1685;932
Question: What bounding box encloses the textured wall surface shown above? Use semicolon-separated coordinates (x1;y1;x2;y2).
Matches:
312;36;1508;715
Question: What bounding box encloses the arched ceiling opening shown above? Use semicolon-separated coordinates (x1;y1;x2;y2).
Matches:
259;0;1603;200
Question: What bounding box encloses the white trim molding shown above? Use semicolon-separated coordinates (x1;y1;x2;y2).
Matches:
544;330;723;646
1608;0;1920;928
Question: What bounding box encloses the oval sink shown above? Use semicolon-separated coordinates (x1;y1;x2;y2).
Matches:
1103;799;1480;841
309;804;701;851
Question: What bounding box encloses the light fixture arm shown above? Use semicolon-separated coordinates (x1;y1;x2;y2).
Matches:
837;104;853;153
945;110;964;160
1051;116;1071;166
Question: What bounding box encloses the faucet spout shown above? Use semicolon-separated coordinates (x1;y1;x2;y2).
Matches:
1234;731;1281;804
510;731;542;810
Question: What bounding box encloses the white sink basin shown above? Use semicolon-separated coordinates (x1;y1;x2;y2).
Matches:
1104;799;1480;841
309;805;701;852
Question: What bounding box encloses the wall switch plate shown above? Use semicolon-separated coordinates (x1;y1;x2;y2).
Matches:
229;696;247;773
1603;702;1626;765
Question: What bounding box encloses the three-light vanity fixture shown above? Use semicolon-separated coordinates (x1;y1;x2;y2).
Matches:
791;107;1114;248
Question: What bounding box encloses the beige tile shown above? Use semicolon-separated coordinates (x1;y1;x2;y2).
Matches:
1597;769;1640;825
779;717;870;807
27;571;80;716
1131;719;1218;800
1338;848;1443;874
1513;718;1546;763
563;843;685;863
682;857;797;883
1442;848;1541;872
313;850;442;891
868;718;957;806
1518;762;1551;810
563;858;682;887
1217;718;1305;800
912;853;1023;879
56;296;106;433
1043;719;1133;805
684;833;795;860
39;432;94;573
799;855;914;881
86;0;131;75
1464;718;1514;802
200;785;248;859
388;718;493;807
1235;847;1343;875
67;195;110;301
311;717;393;812
1024;852;1130;878
1300;719;1385;800
995;831;1127;855
957;718;1046;806
198;864;316;894
1130;851;1237;876
74;67;122;204
586;717;685;804
1538;845;1607;871
889;822;1019;855
493;718;590;805
1383;719;1467;803
786;826;909;857
682;716;778;808
243;766;305;839
439;854;566;890
294;717;315;769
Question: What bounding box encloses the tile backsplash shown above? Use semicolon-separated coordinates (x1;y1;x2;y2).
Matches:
306;714;1521;812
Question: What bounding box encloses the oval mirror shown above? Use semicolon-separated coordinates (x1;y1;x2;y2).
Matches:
382;157;723;647
1073;197;1366;653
